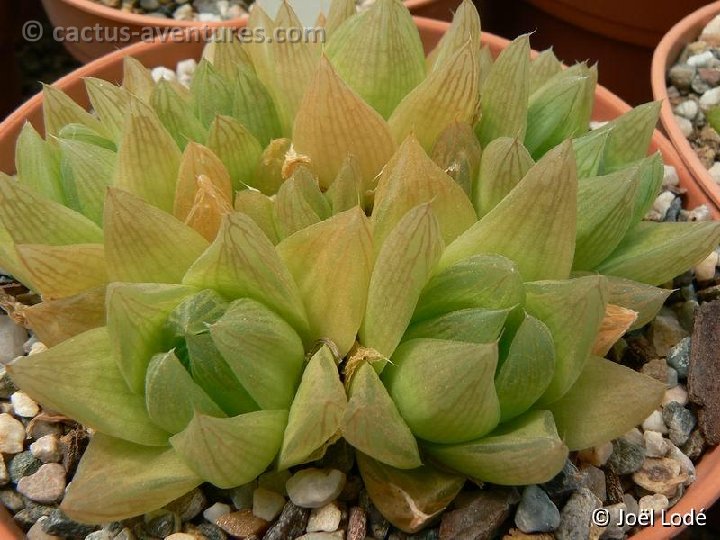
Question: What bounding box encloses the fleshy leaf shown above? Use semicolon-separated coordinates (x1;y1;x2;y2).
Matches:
183;212;308;333
151;79;208;149
184;176;233;241
8;328;169;446
234;190;279;244
206;115;263;191
57;123;114;150
529;49;563;93
122;57;155;102
325;0;356;35
145;350;226;434
202;30;253;79
361;204;444;357
114;101;182;213
252;138;290;195
413;254;524;322
342;362;420;469
174;142;232;223
326;0;425;119
170;410;287;488
426;0;482;72
277;208;372;356
325;156;364;214
232;64;282;147
389;42;479;151
85;77;132;143
15;122;63;203
384;338;499;444
548;356;665;450
210;298;305;410
404;308;509;344
190;60;234;127
599;102;661;171
42;84;106;139
592;304;638;356
476;35;530;146
595;221;720;286
525;275;608;405
423;410;568;485
441;142;577;282
430;122;482;198
62;435;201;524
293;56;395;188
494;314;555;422
473;137;534;217
357;452;464;534
274;167;329;238
605;275;670;330
16;244;106;300
104;188;209;283
629;153;664;224
372;137;477;249
278;346;347;469
107;283;195;393
572;128;610;179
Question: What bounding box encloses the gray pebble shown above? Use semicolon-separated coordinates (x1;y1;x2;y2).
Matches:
0;488;25;511
669;64;695;90
608;439;646;475
663;402;697;446
541;460;582;498
144;509;180;537
667;337;690;379
43;508;97;537
8;451;41;483
555;488;602;540
515;485;560;533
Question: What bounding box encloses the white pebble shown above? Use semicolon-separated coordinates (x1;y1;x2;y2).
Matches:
29;342;47;355
643;410;668;434
0;316;27;364
286;468;346;509
694;250;719;282
10;391;39;418
673;115;694;138
176;59;198;87
30;435;60;463
0;413;25;454
700;87;720;110
686;204;712;221
643;430;669;458
668;443;696;484
0;455;7;485
651;191;676;219
151;67;177;83
622;427;645;447
674;100;699;120
577;442;614;467
307;502;342;533
639;494;669;515
252;487;285;521
203;502;231;524
702;15;720;38
165;535;197;540
663;165;680;188
296;533;344;540
663;385;690;407
688;50;716;68
708;162;720;185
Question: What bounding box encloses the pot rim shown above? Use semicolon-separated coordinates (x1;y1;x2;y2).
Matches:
0;15;718;539
651;0;720;218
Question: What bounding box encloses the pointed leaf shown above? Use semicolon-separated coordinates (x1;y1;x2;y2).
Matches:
151;79;208;149
426;0;482;72
530;48;563;93
122;57;155;102
8;328;169;445
279;346;347;469
599;102;661;171
202;29;253;79
274;167;327;238
573;128;610;179
423;410;568;485
190;60;234;127
441;142;577;281
595;221;720;286
252;138;290;195
85;77;132;143
593;304;638;356
42;84;106;138
430;122;482;197
605;275;670;330
630;153;664;223
325;0;356;35
326;156;364;214
232;65;282;147
548;356;665;450
62;435;201;524
234;190;279;244
207;115;263;190
104;188;209;283
184;176;233;241
404;308;508;344
174;142;232;222
15;122;63;203
361;205;444;357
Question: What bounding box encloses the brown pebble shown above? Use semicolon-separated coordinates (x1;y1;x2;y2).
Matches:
58;429;89;477
632;458;687;498
439;490;516;540
503;529;554;539
694;146;717;168
688;300;720;445
346;506;366;540
604;466;624;505
682;429;706;461
215;510;269;538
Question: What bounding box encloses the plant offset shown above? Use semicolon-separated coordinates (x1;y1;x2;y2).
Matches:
2;0;719;529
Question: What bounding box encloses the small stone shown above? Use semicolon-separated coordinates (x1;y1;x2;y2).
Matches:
85;531;114;540
215;509;269;538
30;435;61;463
258;470;291;495
662;385;689;407
682;429;706;460
662;401;696;446
263;502;310;540
540;460;582;498
674;99;699;120
607;439;645;474
579;465;606;502
514;485;560;533
346;507;366;540
700;67;720;87
702;14;720;37
650;191;675;220
632;458;687;497
701;86;720;110
27;420;61;441
0;412;25;453
439;489;515;539
641;358;671;384
638;493;669;515
673;114;694;138
0;488;25;511
601;503;627;539
296;533;343;540
166;487;206;521
139;0;160;10
709;162;720;185
42;508;96;537
0;455;7;485
307;501;342;533
286;468;346;509
666;338;690;379
8;450;41;482
669;64;695;90
667;443;696;484
667;366;679;388
695;250;719;282
174;4;195;20
144;509;180;537
690;51;717;68
687;204;712;221
17;463;66;502
27;517;61;540
623;494;639;518
14;503;54;528
621;427;644;447
644;430;669;458
662;165;680;188
203;502;232;524
176;59;198;87
195;523;227;540
229;482;256;510
253;487;285;521
166;535;198;540
651;310;689;356
151;66;177;83
0;365;17;398
577;442;613;467
642;410;668;434
0;316;27;363
555;488;602;540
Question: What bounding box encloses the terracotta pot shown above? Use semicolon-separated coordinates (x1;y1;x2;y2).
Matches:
652;1;720;222
0;16;717;539
480;1;711;105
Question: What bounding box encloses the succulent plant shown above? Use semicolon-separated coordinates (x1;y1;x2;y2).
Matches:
3;0;719;529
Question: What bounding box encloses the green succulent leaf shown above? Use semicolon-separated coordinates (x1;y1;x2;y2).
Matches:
384;338;500;444
234;190;279;244
232;64;282;147
62;434;201;524
7;328;169;446
252;138;290;196
274;167;328;238
343;362;420;469
476;35;530;146
202;31;253;79
441;141;577;282
604;275;671;330
472;137;534;217
403;308;509;344
15;122;63;203
357;452;464;534
598;102;661;172
430;122;482;198
325;0;356;35
42;84;107;139
572;128;610;178
423;410;568;485
548;356;665;450
595;221;720;286
279;346;347;469
122;57;156;103
85;77;132;143
57;123;115;151
210;298;305;410
151;79;209;149
426;0;482;72
326;0;425;119
494;314;555;422
191;60;234;127
525;275;608;405
170;410;287;488
278;207;373;357
146;350;226;434
206;115;263;191
104;188;209;283
629;153;664;224
361;204;444;358
529;48;563;93
107;282;195;393
183;212;309;333
325;156;365;214
413;254;524;322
